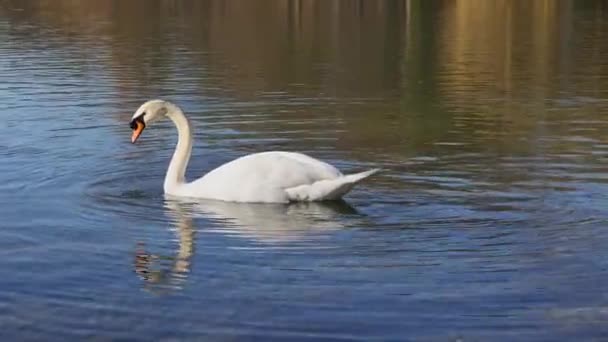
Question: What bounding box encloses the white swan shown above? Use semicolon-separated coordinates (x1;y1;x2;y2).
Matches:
129;99;380;203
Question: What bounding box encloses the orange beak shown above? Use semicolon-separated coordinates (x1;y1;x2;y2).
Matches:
131;120;145;143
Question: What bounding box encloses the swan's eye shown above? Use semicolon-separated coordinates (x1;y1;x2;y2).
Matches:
130;115;145;130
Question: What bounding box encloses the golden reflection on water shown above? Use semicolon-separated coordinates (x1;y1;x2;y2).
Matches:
3;0;606;182
2;0;607;165
3;0;606;101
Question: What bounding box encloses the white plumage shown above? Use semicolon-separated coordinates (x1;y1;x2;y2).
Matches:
129;100;379;203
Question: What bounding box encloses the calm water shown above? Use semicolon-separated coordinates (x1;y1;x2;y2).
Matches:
1;0;608;340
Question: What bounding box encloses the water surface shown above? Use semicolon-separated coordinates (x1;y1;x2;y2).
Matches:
1;1;608;340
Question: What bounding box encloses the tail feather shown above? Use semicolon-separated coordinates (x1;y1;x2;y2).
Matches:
285;168;381;201
343;168;381;183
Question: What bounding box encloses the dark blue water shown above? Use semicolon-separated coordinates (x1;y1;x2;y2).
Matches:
1;1;608;340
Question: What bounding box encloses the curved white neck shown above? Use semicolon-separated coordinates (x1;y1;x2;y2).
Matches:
164;103;193;193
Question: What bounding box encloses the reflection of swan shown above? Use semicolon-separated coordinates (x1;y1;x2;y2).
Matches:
133;201;195;294
129;99;380;203
133;198;358;293
165;196;359;244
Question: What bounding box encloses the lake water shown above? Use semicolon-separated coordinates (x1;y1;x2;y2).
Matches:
1;0;608;340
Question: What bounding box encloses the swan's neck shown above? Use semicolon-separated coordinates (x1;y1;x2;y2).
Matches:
164;104;193;193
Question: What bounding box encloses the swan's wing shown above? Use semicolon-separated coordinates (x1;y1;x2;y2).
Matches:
285;168;380;201
184;151;344;202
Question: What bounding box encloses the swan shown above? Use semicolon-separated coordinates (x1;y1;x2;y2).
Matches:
129;99;380;203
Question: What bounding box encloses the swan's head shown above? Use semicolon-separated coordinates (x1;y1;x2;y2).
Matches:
129;99;170;143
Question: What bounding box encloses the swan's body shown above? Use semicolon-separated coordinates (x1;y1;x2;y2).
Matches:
130;100;379;203
175;151;378;202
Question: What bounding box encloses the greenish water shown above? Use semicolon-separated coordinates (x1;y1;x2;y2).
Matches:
1;1;608;340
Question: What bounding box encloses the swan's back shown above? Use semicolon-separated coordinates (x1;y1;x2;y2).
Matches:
182;151;343;202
